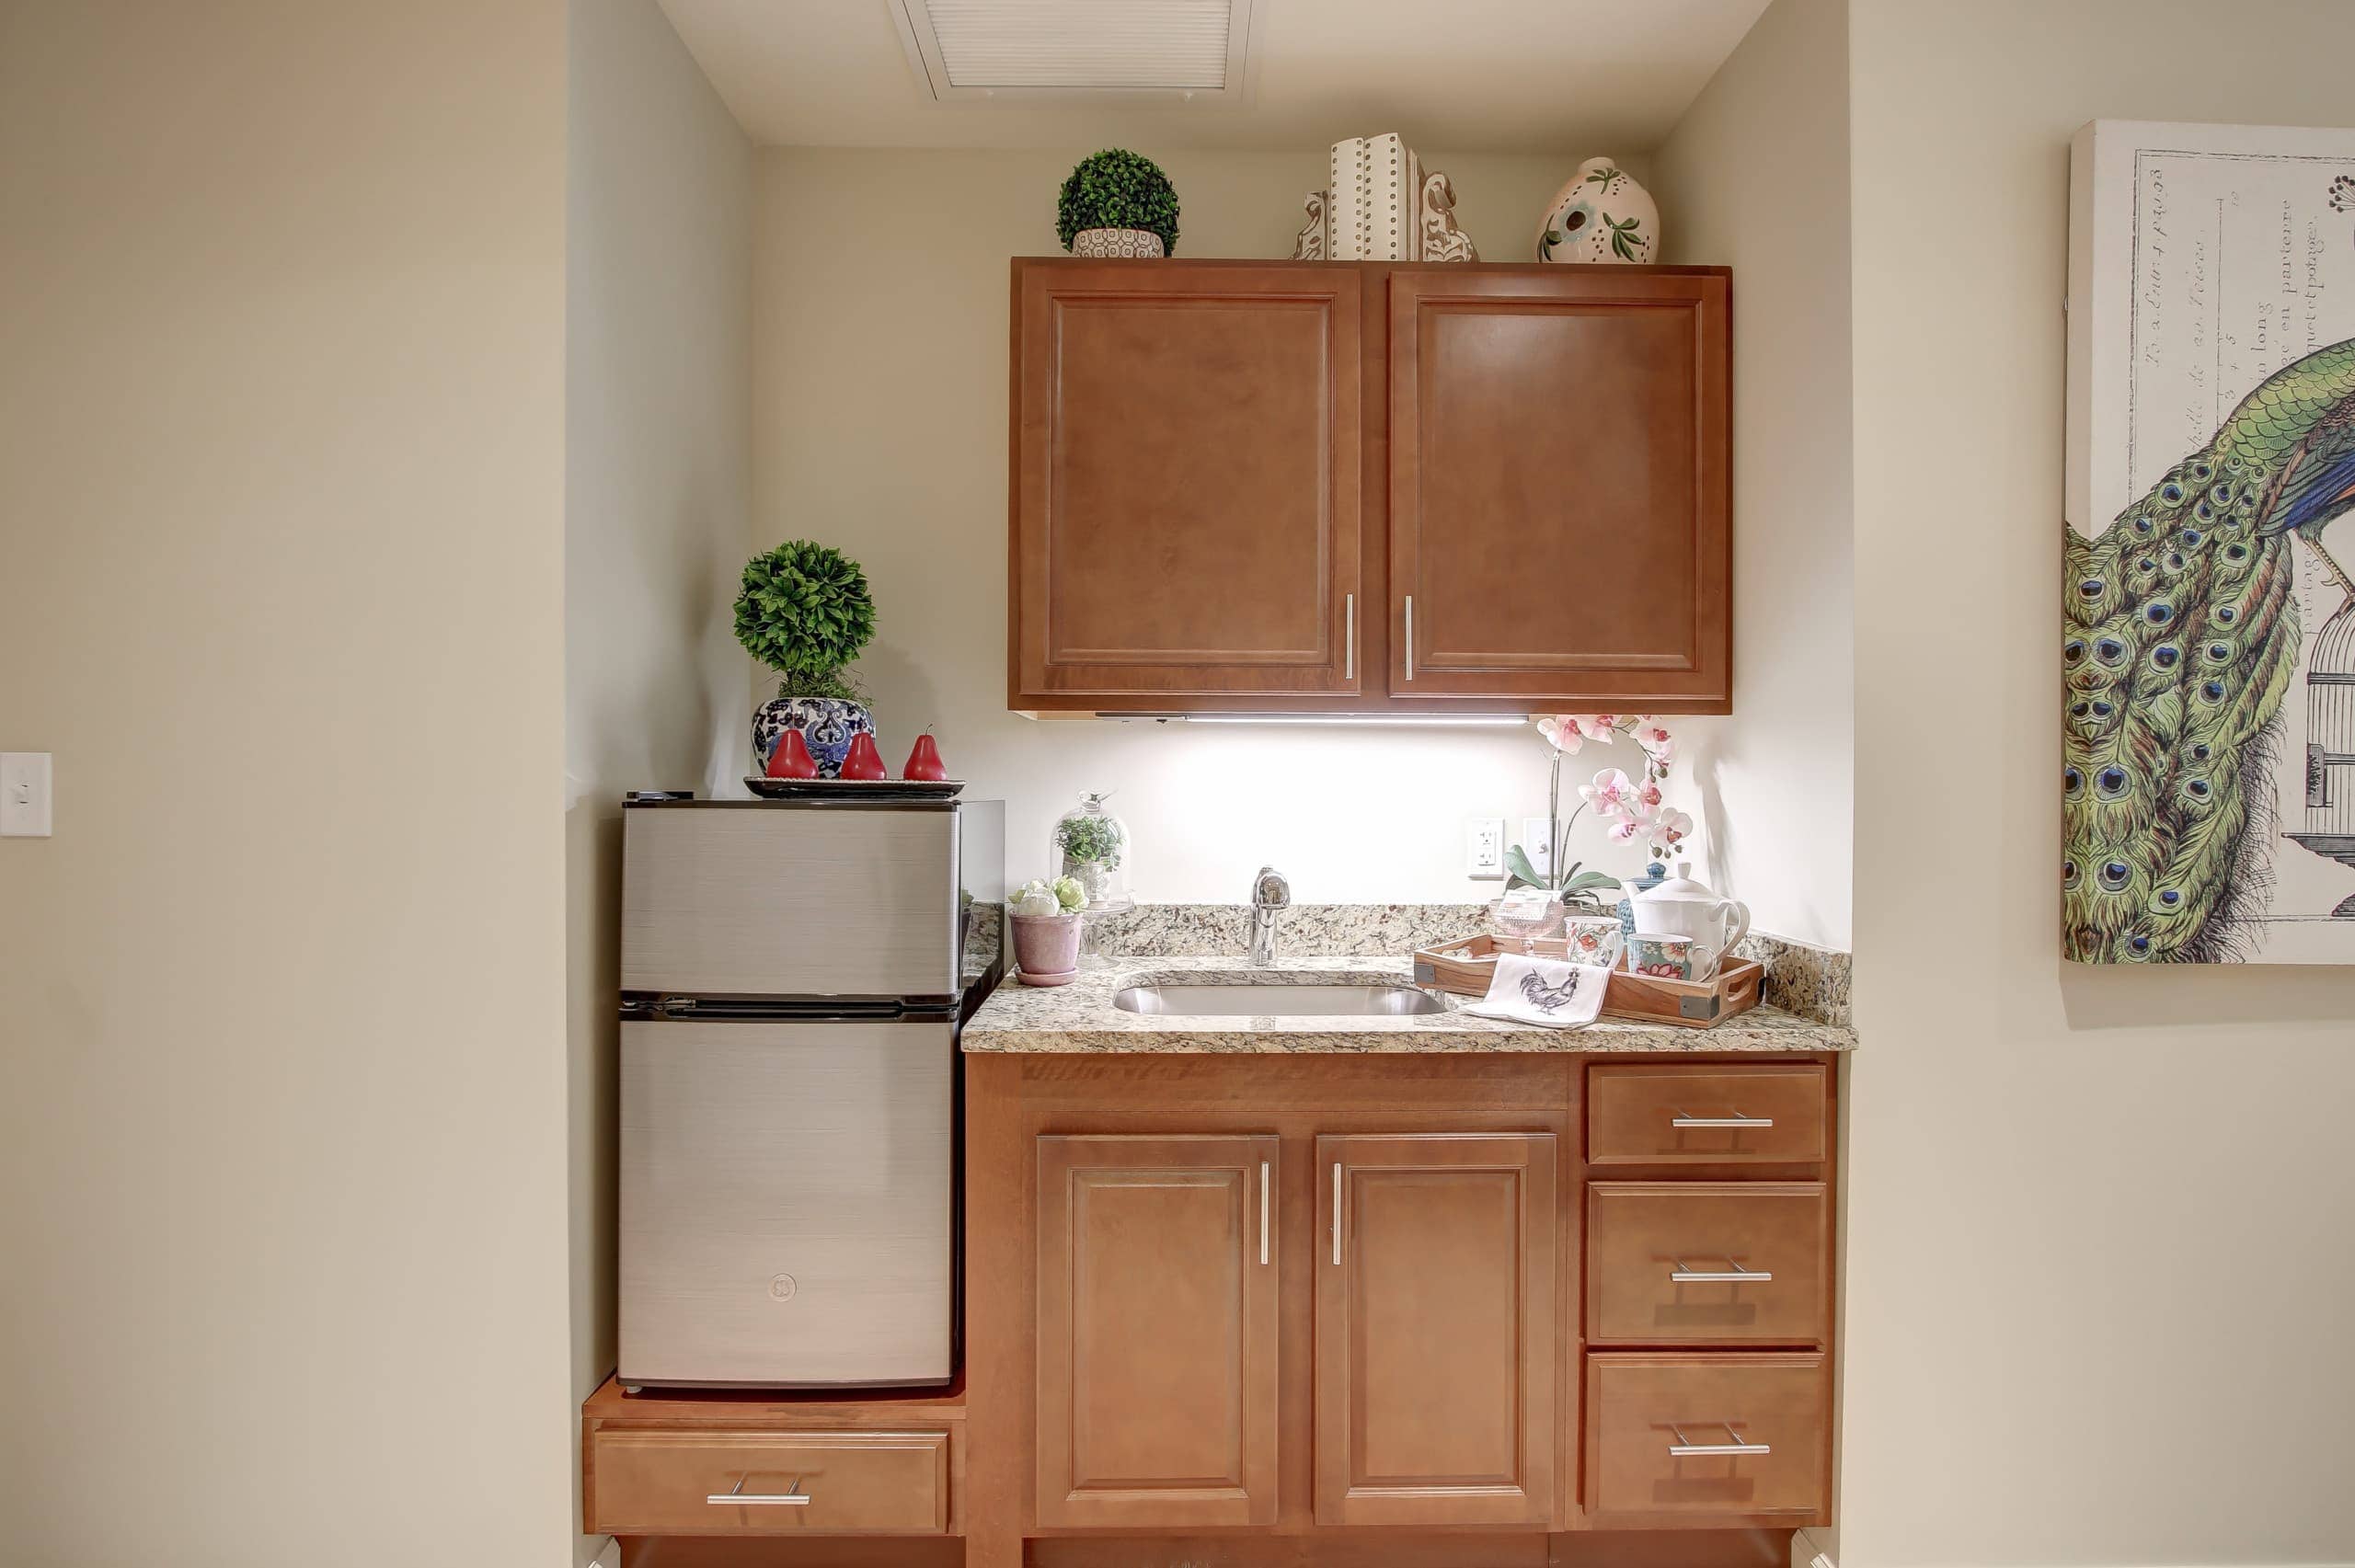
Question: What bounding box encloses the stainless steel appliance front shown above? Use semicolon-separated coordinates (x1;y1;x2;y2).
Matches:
618;1018;954;1387
622;806;962;1001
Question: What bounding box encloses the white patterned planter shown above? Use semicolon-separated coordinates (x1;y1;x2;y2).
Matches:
1536;158;1660;264
1071;228;1165;258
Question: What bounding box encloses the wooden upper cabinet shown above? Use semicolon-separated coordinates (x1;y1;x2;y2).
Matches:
1009;258;1731;715
1035;1134;1280;1529
1011;261;1362;708
1314;1133;1557;1528
1389;269;1730;707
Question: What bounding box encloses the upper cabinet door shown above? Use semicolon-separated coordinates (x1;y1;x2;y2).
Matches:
1314;1132;1557;1528
1388;268;1730;709
1012;261;1362;710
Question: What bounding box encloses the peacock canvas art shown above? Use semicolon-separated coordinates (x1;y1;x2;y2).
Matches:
2066;121;2355;964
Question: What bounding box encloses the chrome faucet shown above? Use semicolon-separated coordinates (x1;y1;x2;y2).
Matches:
1248;866;1291;966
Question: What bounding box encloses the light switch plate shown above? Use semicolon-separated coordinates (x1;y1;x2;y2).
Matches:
1465;817;1504;879
1520;817;1554;880
1;752;52;837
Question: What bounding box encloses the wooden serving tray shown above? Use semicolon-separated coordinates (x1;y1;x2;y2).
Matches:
1411;933;1763;1029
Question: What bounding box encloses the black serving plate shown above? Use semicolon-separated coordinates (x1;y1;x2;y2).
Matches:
743;775;966;801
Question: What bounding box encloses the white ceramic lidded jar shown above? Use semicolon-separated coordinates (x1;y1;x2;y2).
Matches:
1051;792;1133;913
1627;863;1751;956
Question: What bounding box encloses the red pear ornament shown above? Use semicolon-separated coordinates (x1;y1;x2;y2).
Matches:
903;730;949;781
839;731;889;781
765;727;820;779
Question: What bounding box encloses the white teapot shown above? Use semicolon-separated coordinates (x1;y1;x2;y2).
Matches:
1628;864;1751;964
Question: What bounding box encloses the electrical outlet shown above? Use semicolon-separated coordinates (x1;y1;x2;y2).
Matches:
1;753;52;838
1520;817;1553;880
1465;817;1505;879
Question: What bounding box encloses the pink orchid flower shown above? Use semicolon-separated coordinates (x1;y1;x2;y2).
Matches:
1655;807;1694;843
1637;782;1663;809
1534;715;1583;753
1606;817;1646;842
1580;768;1637;815
1632;723;1676;761
1569;715;1620;742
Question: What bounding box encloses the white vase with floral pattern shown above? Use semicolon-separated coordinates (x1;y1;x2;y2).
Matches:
1535;158;1659;264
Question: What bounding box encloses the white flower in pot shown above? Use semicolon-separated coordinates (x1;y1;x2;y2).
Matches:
1009;876;1086;987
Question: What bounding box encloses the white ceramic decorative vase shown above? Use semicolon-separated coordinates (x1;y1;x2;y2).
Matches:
1535;157;1659;264
1072;228;1166;258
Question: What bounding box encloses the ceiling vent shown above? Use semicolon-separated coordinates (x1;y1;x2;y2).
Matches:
889;0;1261;104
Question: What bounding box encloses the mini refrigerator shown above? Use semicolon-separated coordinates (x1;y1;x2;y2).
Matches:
615;795;1003;1390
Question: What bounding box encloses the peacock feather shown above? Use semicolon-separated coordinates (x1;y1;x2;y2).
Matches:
2064;338;2355;962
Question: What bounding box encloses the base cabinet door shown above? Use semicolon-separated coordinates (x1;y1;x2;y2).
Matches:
1036;1135;1280;1528
1314;1132;1557;1527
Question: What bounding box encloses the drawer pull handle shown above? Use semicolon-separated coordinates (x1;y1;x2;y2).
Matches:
1671;1108;1774;1128
708;1475;811;1507
1403;596;1415;681
1344;594;1355;681
1671;1258;1773;1284
1669;1424;1770;1459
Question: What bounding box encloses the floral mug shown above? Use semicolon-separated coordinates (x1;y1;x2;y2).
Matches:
1626;932;1718;981
1561;915;1624;969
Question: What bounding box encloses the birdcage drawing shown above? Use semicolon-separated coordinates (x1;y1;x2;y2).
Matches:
2289;599;2355;916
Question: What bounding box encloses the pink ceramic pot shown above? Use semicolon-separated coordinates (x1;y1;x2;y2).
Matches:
1011;912;1082;986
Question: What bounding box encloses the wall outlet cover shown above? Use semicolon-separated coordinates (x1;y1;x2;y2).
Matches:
0;752;52;838
1465;817;1504;879
1520;816;1554;878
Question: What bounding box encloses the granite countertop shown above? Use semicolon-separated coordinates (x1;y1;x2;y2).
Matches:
961;954;1856;1055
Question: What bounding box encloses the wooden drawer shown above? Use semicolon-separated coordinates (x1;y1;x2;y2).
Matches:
1588;1064;1827;1165
589;1428;949;1536
1584;1353;1827;1526
1587;1182;1829;1345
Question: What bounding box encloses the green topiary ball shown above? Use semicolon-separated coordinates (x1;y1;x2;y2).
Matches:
734;541;877;698
1056;149;1180;256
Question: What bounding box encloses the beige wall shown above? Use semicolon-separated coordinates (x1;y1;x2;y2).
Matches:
566;0;753;1560
1843;2;2355;1562
749;145;1823;911
1652;0;1855;952
0;4;573;1564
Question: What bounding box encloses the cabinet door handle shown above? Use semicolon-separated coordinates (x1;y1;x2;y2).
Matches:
708;1476;811;1506
1671;1258;1773;1284
1403;596;1415;681
1671;1108;1774;1128
1331;1161;1342;1265
1259;1161;1270;1266
1344;594;1355;681
1669;1425;1769;1458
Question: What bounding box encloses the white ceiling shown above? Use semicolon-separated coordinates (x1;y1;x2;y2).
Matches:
655;0;1773;154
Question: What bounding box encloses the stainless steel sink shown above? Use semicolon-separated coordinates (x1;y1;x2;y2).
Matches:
1111;981;1446;1016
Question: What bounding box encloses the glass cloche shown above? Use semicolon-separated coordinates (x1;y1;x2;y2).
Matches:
1051;792;1133;912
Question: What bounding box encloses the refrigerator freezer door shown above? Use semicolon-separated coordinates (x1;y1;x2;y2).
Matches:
618;1019;954;1387
623;807;959;1000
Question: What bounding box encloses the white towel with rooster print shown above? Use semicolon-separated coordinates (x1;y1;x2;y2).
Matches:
1460;952;1609;1029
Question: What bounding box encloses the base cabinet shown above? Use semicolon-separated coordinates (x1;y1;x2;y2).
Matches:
1315;1133;1557;1526
591;1051;1842;1566
1034;1134;1281;1528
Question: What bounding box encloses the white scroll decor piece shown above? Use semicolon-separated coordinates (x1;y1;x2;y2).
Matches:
1291;135;1475;263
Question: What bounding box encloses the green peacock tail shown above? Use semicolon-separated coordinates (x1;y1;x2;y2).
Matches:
2062;338;2355;962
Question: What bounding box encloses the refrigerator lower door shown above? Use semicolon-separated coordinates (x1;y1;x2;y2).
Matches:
619;1018;953;1387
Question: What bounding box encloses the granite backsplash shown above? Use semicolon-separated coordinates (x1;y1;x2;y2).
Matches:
1081;902;1852;1029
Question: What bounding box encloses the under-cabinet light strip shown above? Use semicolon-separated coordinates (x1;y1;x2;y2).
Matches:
1178;714;1529;727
